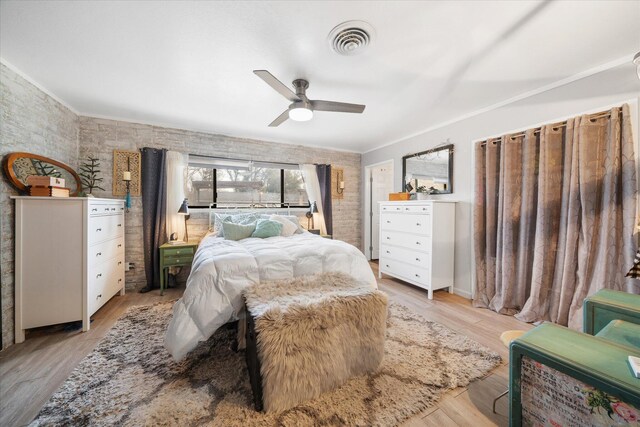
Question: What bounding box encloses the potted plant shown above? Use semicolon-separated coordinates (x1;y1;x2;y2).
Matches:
78;156;104;197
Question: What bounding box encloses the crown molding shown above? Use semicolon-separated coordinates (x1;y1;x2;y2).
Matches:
363;53;637;154
0;57;80;115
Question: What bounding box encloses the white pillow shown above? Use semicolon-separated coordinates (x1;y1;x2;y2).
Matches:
269;214;298;237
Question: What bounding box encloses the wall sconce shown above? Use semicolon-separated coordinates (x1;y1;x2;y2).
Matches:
336;169;345;195
122;158;131;212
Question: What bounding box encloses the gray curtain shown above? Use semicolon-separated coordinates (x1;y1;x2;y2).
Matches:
140;147;167;292
316;164;333;236
474;105;638;329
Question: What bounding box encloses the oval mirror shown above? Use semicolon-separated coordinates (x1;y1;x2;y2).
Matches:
2;152;83;196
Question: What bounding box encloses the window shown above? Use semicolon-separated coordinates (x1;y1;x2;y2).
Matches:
186;156;308;208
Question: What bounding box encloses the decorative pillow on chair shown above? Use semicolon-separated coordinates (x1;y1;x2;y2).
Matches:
222;221;256;241
269;214;298;237
251;219;283;238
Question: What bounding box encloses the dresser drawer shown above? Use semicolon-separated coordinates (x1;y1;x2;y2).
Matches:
89;201;125;217
89;214;124;244
89;254;125;315
380;204;432;214
89;237;125;267
379;257;430;287
381;213;431;235
381;231;431;252
380;244;430;268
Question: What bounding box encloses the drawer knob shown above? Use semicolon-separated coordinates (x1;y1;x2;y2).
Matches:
120;207;124;211
91;208;97;212
96;252;102;257
415;274;420;278
118;244;122;248
416;258;420;261
386;237;390;240
396;207;400;210
176;259;181;263
405;207;409;210
96;273;102;278
117;224;122;227
416;223;421;226
104;208;109;211
111;208;116;211
416;241;421;245
118;261;122;265
386;250;390;254
386;220;390;224
118;278;123;282
96;228;102;232
386;264;389;268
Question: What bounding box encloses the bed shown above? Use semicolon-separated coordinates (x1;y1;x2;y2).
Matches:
164;207;377;360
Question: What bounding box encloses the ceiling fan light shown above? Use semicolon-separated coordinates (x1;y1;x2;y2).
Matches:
289;107;313;122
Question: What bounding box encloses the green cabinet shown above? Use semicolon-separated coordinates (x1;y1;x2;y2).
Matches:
159;241;198;295
509;322;640;426
583;289;640;335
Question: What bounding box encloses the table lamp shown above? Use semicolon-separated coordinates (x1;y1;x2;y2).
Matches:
178;198;190;242
306;201;318;230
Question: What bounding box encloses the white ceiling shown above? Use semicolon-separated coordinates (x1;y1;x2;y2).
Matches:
1;1;638;153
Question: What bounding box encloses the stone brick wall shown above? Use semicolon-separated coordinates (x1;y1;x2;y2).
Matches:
78;117;363;288
0;63;79;348
0;64;362;349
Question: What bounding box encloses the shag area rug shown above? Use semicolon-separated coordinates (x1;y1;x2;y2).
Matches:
30;301;501;427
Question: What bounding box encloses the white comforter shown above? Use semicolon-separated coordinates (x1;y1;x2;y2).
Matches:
165;233;377;360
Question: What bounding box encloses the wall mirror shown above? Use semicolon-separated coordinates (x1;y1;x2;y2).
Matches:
402;144;453;194
2;152;83;196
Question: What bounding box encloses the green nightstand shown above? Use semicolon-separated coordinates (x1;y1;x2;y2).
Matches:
159;241;198;295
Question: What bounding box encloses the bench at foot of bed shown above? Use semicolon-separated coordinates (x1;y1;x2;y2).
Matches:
243;272;388;413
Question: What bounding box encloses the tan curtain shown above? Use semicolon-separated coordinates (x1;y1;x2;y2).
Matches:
473;104;638;329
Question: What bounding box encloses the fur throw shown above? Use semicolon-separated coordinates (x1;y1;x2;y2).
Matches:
244;272;388;412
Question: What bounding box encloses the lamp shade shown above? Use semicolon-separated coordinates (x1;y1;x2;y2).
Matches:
177;198;189;215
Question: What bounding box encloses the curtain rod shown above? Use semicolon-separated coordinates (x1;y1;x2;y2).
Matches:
479;109;621;147
189;153;299;167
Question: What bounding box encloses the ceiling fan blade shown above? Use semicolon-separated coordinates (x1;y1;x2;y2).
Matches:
253;70;301;102
311;100;366;114
268;109;290;127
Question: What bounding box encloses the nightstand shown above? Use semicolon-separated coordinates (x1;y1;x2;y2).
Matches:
159;241;199;295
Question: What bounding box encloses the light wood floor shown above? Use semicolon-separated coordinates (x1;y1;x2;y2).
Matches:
0;263;532;427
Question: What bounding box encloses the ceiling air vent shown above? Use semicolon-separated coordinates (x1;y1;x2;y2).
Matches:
328;21;375;56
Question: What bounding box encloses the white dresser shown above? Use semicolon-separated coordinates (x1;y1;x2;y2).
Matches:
378;201;456;299
13;197;125;343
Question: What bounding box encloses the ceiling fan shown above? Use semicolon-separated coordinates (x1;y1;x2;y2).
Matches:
253;70;366;127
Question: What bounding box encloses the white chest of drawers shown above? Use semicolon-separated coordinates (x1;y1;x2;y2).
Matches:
378;201;456;299
13;197;126;343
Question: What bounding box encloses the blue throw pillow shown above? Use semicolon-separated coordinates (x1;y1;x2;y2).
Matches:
222;221;256;241
251;219;283;238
